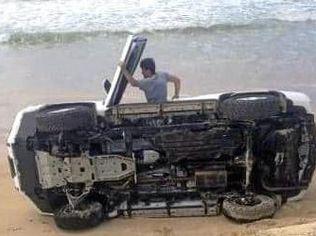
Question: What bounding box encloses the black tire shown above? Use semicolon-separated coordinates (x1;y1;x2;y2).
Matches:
222;194;276;222
288;105;307;116
219;94;281;120
36;105;96;133
54;201;104;230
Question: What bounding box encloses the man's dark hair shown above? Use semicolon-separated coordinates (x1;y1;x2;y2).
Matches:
140;58;155;74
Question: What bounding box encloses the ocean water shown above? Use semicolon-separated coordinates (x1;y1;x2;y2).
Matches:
1;0;316;44
0;0;316;106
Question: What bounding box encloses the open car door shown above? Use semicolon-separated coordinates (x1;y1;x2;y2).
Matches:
104;35;147;107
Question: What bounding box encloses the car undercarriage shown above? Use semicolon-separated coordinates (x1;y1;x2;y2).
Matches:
7;91;316;229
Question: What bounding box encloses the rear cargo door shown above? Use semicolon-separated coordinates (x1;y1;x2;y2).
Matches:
104;35;147;107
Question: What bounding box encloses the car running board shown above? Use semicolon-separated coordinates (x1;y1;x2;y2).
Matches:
118;199;220;218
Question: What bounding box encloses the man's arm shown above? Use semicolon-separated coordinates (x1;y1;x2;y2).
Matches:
118;62;139;87
168;74;181;99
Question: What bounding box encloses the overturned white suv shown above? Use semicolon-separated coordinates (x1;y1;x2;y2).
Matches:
7;36;316;230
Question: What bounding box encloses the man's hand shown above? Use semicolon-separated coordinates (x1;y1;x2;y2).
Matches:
118;61;130;75
169;75;181;101
118;61;126;70
172;94;179;100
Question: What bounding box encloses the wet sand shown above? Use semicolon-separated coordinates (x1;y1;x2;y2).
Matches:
0;91;316;236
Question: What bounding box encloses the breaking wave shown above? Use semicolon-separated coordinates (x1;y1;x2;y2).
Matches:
1;0;316;45
2;19;315;45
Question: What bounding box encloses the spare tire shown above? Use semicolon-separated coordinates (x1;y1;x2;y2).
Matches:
219;93;282;120
54;201;104;230
36;105;96;133
222;194;276;222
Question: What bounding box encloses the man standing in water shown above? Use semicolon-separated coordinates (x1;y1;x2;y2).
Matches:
119;58;181;103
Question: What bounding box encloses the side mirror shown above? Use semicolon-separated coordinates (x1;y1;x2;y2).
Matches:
103;79;111;94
